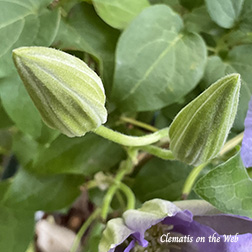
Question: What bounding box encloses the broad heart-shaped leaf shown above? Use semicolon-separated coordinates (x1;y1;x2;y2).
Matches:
195;152;252;218
53;2;119;93
169;74;240;166
205;0;244;29
2;168;84;211
0;204;34;252
0;0;60;78
133;158;192;202
29;133;125;175
201;45;252;131
92;0;150;29
112;4;207;112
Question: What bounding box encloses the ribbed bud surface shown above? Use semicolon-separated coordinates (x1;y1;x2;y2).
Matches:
13;47;107;137
169;74;241;166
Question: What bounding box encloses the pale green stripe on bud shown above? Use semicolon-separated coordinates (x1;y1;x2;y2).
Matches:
12;46;107;137
169;74;241;166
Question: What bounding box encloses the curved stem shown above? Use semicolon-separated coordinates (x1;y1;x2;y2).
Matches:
93;125;169;147
101;184;118;220
101;158;133;220
118;182;135;210
120;116;158;132
181;162;208;200
70;208;101;252
139;145;175;160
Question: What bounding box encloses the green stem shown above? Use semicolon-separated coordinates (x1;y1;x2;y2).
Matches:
93;125;169;147
181;162;208;200
139;145;175;160
120;116;158;132
219;132;244;156
207;46;217;53
101;158;133;220
118;182;135;210
70;208;101;252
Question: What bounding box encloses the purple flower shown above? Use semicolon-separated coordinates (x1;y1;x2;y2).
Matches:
241;97;252;167
99;199;252;252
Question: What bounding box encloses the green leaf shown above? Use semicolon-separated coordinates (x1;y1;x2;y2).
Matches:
179;0;204;10
0;100;13;129
169;74;241;166
0;130;12;155
239;0;252;32
0;204;34;252
2;169;84;211
205;0;244;28
184;6;220;33
53;2;119;92
31;133;125;175
0;0;60;77
133;158;192;202
12;132;40;167
112;5;207;111
93;0;150;29
149;0;183;13
195;152;252;218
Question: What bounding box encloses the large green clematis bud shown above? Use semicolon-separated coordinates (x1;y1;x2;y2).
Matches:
169;73;241;166
12;47;107;137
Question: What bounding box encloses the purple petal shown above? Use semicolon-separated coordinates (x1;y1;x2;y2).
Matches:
194;214;252;234
123;240;135;252
241;97;252;167
162;212;252;252
131;232;148;247
225;233;252;252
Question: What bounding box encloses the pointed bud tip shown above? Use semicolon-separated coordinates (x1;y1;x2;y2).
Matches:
229;73;241;84
12;47;27;57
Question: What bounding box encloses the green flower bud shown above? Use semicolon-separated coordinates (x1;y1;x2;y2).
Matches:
169;74;241;166
12;47;107;137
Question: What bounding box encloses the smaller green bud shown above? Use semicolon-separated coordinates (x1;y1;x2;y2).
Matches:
12;47;107;137
169;73;241;166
